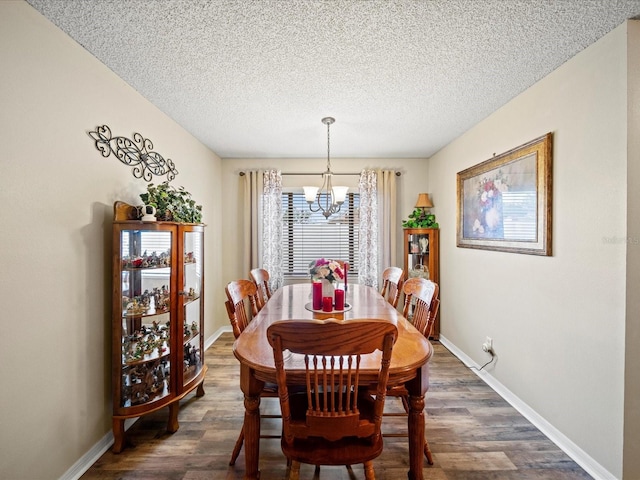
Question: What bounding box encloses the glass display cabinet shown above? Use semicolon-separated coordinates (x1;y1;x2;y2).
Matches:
111;201;206;452
403;228;440;339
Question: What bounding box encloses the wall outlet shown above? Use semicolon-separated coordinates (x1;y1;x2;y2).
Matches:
482;337;494;354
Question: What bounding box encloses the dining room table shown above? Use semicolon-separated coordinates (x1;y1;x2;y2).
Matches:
232;282;433;480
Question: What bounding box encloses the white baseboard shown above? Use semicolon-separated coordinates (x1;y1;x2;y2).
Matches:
60;326;233;480
59;417;138;480
439;335;615;480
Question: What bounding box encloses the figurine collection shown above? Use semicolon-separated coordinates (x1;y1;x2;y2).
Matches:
118;236;201;407
121;319;201;406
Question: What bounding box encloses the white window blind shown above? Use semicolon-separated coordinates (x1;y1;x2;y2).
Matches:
282;192;359;279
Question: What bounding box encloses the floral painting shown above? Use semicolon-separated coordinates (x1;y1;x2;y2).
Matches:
461;156;535;240
457;133;553;256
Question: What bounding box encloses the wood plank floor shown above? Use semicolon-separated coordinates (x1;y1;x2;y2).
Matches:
82;332;592;480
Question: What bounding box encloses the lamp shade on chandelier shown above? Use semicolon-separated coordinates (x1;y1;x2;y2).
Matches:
303;117;348;219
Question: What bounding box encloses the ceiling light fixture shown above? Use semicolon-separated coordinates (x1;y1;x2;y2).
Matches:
303;117;348;219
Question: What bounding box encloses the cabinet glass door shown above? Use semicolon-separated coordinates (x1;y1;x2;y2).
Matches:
181;229;204;386
407;232;431;279
119;229;173;408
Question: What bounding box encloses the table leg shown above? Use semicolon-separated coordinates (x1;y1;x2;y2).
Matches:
405;363;429;480
240;364;264;480
406;394;425;480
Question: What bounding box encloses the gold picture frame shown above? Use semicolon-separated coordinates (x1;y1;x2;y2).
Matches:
456;133;552;255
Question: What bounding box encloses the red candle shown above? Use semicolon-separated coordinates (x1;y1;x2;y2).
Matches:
322;296;333;312
334;289;345;310
312;281;323;310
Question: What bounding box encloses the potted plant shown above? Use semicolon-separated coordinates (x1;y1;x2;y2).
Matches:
139;181;203;223
401;208;439;229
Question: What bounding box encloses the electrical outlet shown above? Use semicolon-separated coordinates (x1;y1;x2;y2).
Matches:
482;337;494;354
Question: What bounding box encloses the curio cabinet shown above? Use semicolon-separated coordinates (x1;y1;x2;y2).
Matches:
404;228;440;339
111;201;206;452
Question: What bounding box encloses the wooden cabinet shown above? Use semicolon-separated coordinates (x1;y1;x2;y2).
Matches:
111;202;207;452
403;228;440;339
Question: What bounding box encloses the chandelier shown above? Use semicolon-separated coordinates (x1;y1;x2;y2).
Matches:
303;117;348;218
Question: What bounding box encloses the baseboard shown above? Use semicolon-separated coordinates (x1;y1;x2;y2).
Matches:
439;335;615;480
60;326;233;480
59;417;138;480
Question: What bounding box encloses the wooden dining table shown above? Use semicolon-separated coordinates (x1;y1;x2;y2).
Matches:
232;283;433;480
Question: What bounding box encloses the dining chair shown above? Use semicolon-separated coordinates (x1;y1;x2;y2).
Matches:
334;260;349;282
383;277;439;465
267;318;398;480
225;279;260;339
380;266;405;308
224;279;277;465
249;267;272;311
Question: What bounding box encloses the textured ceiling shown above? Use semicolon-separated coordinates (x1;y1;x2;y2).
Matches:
26;0;640;159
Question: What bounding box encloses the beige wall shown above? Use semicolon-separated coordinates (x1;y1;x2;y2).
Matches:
0;2;222;479
624;20;640;480
429;22;636;479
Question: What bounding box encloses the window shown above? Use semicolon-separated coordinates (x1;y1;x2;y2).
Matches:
282;192;359;280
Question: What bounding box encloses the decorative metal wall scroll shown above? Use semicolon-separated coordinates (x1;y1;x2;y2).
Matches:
88;125;178;181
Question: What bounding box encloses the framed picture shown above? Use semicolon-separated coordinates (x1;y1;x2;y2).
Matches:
456;133;552;255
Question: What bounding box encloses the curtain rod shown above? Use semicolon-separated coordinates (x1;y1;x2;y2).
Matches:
239;171;401;176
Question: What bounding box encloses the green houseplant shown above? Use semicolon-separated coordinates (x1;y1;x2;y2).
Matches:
402;207;439;229
140;182;203;223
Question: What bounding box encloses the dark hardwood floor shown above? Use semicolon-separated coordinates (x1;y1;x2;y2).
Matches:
82;332;592;479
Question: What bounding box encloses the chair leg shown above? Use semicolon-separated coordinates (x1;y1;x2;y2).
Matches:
229;425;244;466
424;437;434;465
363;461;375;480
289;460;301;480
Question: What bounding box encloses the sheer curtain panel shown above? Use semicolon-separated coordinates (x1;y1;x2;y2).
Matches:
243;170;284;290
358;169;397;289
262;170;283;290
358;170;378;287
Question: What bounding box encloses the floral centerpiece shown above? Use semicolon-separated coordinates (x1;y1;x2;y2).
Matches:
309;258;345;284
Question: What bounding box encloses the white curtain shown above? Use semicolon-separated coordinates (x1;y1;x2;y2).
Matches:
243;170;283;290
358;170;378;287
358;169;397;289
262;170;283;290
377;169;398;277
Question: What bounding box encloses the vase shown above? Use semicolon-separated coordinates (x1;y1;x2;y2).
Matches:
321;279;335;299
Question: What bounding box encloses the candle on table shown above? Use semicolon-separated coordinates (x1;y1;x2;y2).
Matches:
344;263;348;291
322;296;333;312
334;289;345;310
312;281;323;310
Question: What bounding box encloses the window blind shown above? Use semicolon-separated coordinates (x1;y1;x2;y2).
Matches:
282;192;359;279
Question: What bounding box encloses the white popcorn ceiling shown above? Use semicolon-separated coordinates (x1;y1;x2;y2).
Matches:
27;0;640;159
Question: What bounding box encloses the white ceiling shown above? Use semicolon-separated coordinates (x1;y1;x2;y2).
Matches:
27;0;640;159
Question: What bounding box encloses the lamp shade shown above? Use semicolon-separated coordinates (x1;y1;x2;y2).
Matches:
303;186;319;203
415;193;433;209
332;186;349;204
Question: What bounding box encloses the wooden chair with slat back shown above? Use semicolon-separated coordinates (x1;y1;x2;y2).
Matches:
383;277;439;465
402;277;439;339
268;319;398;480
333;260;349;284
249;268;272;311
225;279;259;339
380;266;405;308
224;279;278;465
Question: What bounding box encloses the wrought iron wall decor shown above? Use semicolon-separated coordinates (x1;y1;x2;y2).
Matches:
88;125;178;181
